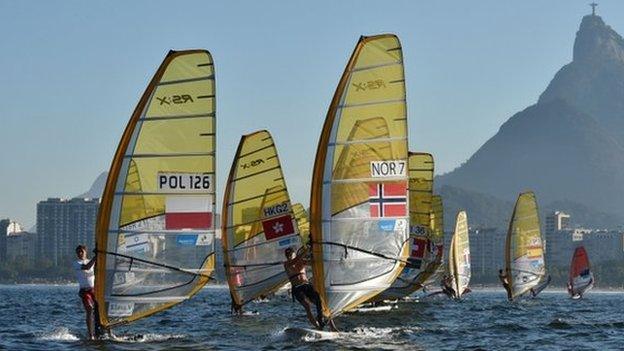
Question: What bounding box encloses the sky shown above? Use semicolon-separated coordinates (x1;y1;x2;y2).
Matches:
1;0;623;227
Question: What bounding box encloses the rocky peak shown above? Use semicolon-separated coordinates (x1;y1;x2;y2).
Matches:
573;15;624;64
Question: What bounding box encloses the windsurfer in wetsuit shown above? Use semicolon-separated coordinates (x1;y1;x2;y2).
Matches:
498;269;511;300
283;246;336;331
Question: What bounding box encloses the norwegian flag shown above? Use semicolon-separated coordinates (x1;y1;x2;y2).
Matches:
165;196;213;230
262;215;295;240
369;182;407;217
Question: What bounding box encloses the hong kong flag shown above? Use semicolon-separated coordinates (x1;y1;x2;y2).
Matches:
165;196;213;230
262;215;295;240
369;182;407;217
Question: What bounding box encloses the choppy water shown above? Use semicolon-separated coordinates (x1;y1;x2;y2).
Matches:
0;285;622;350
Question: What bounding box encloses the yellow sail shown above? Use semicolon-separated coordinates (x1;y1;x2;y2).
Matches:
376;152;434;299
449;210;470;298
222;130;303;307
505;191;546;300
431;196;444;245
292;203;310;244
310;34;410;317
95;50;216;328
408;194;445;290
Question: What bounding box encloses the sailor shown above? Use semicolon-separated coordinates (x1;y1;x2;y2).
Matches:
441;274;455;298
283;246;336;331
73;245;102;340
498;269;511;300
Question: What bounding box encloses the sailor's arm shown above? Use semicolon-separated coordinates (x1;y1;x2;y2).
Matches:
81;256;96;270
296;245;311;265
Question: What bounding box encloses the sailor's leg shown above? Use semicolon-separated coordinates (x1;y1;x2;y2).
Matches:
302;300;320;329
85;306;95;340
328;319;339;332
294;287;319;328
304;286;324;328
93;300;103;338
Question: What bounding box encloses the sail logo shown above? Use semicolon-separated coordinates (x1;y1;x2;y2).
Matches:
353;79;386;92
370;160;406;178
158;172;214;192
241;158;265;169
263;202;290;218
157;94;194;105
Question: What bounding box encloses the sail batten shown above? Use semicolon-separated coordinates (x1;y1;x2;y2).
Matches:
95;50;216;328
311;34;409;317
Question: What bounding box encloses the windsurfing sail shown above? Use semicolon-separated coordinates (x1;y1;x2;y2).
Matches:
310;34;410;317
504;192;546;300
376;152;434;299
411;195;445;290
292;203;310;244
448;211;470;298
94;50;216;328
568;246;594;298
222;130;303;307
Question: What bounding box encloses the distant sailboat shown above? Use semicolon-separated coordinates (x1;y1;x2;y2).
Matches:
94;50;216;328
448;211;470;299
504;192;550;301
568;246;594;299
221;130;304;311
310;34;410;319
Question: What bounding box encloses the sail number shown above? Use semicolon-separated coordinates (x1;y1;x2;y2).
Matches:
263;202;290;218
370;160;406;178
157;172;214;192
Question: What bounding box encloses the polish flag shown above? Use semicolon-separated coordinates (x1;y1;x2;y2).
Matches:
369;182;407;217
262;215;295;241
165;196;213;230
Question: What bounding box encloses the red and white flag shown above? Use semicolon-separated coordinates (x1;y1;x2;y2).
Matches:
165;196;213;230
262;215;295;241
411;237;428;259
369;182;407;217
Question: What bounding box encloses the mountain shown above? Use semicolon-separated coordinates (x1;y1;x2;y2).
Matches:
438;185;624;232
438;185;513;232
77;171;107;199
540;14;624;143
438;14;624;219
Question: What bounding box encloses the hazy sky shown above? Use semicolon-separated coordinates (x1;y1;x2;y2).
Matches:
1;1;623;227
